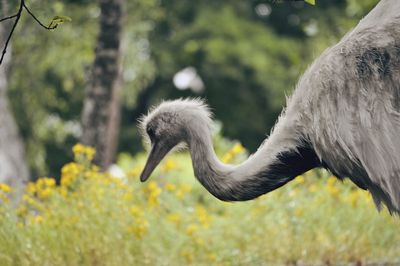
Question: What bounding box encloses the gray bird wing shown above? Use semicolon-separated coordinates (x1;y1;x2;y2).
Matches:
305;23;400;213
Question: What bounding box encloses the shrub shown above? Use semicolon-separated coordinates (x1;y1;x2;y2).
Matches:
0;144;399;265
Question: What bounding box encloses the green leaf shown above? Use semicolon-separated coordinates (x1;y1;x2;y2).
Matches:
305;0;316;5
47;15;72;30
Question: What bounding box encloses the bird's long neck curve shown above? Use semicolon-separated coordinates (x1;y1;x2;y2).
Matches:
187;116;321;201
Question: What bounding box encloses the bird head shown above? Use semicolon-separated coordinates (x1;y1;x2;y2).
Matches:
139;98;212;182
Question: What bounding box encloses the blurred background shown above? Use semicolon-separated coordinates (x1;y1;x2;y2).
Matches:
2;1;400;265
0;0;378;180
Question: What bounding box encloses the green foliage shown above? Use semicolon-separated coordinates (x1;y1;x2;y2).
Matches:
9;1;97;175
47;15;72;29
6;0;380;175
140;0;366;152
0;144;399;265
346;0;379;17
2;2;396;263
305;0;316;5
8;0;159;176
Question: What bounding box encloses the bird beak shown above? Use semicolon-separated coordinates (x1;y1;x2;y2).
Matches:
140;141;171;182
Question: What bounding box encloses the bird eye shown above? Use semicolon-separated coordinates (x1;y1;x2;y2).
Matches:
147;127;155;141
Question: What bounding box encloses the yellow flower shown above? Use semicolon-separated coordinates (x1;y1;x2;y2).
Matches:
72;143;96;161
194;236;205;246
207;253;217;262
29;177;57;200
130;206;143;217
59;187;68;198
23;195;35;204
61;176;72;187
364;192;373;204
222;143;246;163
147;182;162;207
37;188;53;200
181;250;193;263
69;216;80;225
72;143;85;155
127;166;142;178
186;224;198;237
42;177;56;187
26;182;36;194
91;165;100;172
174;184;192;200
175;190;184;200
61;162;82;187
295;207;304;217
295;175;305;184
222;153;233;163
127;219;149;239
32;215;44;224
180;184;192;193
148;196;159;207
327;176;337;186
195;206;210;228
0;183;12;193
147;181;160;192
309;184;318;193
85;147;96;161
84;170;100;180
327;185;339;197
231;143;245;154
165;183;176;192
326;176;340;197
167;213;181;225
346;190;361;207
162;159;177;172
122;193;134;202
0;193;9;203
16;206;28;217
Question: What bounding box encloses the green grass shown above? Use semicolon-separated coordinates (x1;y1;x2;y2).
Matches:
0;144;399;266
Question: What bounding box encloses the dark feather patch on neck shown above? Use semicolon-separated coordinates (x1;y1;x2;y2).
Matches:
253;141;321;195
223;141;322;202
269;142;321;180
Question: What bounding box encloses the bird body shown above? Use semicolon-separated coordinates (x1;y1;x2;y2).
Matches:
140;0;400;214
292;0;400;212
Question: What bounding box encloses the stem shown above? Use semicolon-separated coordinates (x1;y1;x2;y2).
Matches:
0;0;58;65
0;0;23;65
23;2;57;30
0;14;18;23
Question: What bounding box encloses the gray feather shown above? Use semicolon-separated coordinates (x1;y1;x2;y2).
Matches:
140;0;400;215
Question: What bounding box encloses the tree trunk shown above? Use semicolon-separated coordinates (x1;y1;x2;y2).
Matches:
81;0;124;169
0;0;29;196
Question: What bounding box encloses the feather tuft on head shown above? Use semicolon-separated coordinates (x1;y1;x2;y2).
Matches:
138;98;213;147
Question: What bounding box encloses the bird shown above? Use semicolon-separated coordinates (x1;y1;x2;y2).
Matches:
139;0;400;215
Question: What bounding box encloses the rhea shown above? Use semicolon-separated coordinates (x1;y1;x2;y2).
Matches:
140;0;400;214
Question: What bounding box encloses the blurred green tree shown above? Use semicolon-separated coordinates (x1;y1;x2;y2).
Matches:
125;0;364;152
4;0;380;178
7;0;158;177
8;1;97;177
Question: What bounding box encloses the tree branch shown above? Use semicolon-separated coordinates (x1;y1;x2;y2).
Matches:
0;14;18;23
23;3;57;30
0;0;59;65
0;0;23;65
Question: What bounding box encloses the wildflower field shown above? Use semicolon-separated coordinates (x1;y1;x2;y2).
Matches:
0;144;399;266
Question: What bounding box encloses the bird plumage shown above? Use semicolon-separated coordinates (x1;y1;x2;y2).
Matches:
290;0;400;212
140;0;400;214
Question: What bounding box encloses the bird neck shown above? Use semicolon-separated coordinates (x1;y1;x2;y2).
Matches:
187;119;321;201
